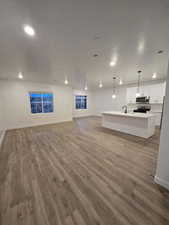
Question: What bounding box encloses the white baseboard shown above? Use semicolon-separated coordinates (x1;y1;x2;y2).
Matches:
0;130;6;147
73;114;95;118
5;118;73;130
154;175;169;190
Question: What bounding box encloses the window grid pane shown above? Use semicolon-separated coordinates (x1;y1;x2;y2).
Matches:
29;92;54;114
75;95;87;109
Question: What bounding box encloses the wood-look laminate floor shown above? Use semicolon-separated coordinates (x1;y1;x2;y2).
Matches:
0;116;169;225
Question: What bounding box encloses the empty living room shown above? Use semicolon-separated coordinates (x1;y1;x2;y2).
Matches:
0;0;169;225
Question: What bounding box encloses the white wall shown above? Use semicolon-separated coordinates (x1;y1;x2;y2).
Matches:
0;112;5;145
92;86;127;115
73;90;94;118
155;65;169;190
0;101;3;129
0;80;73;130
0;97;5;133
0;79;166;130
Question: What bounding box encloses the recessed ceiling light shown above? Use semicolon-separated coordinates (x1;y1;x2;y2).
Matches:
112;94;116;99
23;25;35;36
18;72;23;79
138;40;145;54
110;61;116;67
152;73;157;79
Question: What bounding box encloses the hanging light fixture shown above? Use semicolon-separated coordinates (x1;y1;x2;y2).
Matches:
136;70;142;97
112;77;117;99
18;72;23;79
152;72;157;79
119;79;123;85
84;81;88;90
99;81;103;88
64;77;68;85
84;85;88;91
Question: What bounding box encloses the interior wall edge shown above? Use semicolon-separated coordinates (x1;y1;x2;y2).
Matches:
0;130;6;147
155;62;169;190
154;176;169;191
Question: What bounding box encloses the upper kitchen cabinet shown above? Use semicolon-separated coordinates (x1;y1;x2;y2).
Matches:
126;86;137;104
126;82;166;104
149;83;166;104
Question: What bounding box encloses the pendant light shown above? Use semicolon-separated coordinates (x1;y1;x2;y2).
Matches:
151;50;163;80
119;79;123;85
84;81;88;90
64;77;68;85
112;77;117;99
152;73;157;79
136;70;142;97
18;72;23;79
99;81;103;88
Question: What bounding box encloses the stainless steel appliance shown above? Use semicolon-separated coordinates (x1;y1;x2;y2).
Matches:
136;96;150;103
134;96;151;113
133;105;151;113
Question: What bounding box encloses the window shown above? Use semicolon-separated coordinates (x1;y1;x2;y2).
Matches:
75;95;87;109
29;92;53;114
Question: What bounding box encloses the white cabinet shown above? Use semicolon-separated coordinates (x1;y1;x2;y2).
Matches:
126;82;166;104
152;112;162;126
140;85;150;97
149;83;165;104
126;87;137;103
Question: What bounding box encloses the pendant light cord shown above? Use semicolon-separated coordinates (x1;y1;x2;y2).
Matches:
113;77;116;94
137;71;142;93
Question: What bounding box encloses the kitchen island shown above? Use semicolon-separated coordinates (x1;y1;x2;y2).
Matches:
102;111;156;138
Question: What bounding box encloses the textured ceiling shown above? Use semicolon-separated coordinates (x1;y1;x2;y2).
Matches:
0;0;169;89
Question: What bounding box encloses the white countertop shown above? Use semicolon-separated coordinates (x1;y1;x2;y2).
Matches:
151;111;162;113
102;111;155;119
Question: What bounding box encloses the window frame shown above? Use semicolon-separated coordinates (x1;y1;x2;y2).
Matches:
29;91;54;114
75;95;87;110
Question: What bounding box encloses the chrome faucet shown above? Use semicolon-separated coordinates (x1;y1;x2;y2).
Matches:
122;105;127;114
